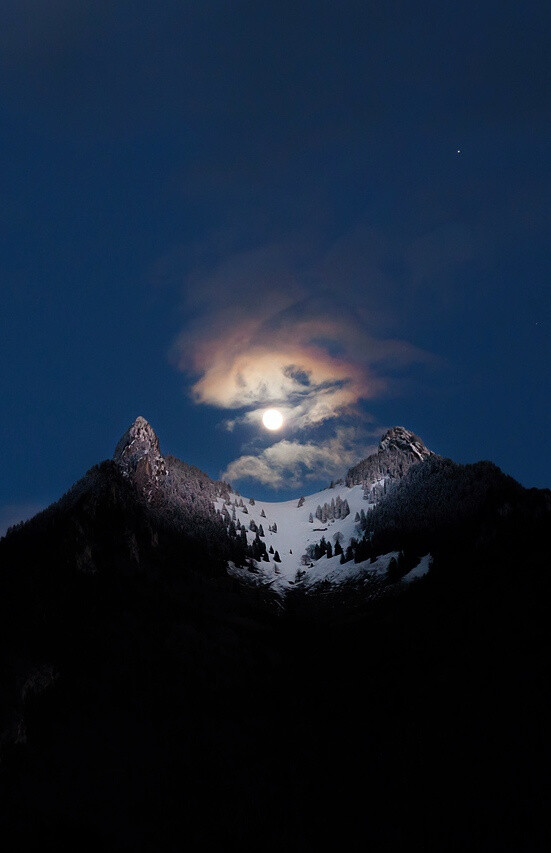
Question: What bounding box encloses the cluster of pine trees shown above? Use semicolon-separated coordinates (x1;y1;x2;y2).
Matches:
165;456;231;505
306;532;346;561
306;530;409;568
358;456;526;557
217;499;282;567
308;496;350;524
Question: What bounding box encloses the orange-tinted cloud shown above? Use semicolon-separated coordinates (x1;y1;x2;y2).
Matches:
173;301;429;431
170;240;435;487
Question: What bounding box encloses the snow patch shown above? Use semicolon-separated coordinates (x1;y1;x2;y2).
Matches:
402;554;431;583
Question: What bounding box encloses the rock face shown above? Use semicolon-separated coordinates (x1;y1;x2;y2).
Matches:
346;426;435;501
377;426;432;460
113;416;168;496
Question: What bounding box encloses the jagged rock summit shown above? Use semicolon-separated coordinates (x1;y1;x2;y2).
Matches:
113;419;434;506
378;426;432;460
113;416;168;492
346;425;435;500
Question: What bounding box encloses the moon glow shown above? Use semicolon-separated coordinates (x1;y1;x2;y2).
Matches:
262;408;284;431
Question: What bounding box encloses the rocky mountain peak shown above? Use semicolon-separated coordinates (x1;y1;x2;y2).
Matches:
378;426;432;461
113;416;167;493
346;425;435;495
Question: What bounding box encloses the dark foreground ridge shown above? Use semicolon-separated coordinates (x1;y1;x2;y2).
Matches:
0;419;549;850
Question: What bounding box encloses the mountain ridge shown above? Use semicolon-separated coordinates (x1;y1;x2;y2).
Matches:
109;416;437;506
4;416;549;592
0;416;549;849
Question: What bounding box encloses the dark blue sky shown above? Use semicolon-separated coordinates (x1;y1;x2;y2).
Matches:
1;1;550;528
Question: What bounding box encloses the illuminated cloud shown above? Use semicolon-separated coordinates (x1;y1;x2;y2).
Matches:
173;300;429;432
169;240;435;489
222;429;377;489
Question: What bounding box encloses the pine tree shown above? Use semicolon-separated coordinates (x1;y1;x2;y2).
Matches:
273;550;281;563
326;542;333;558
269;545;274;554
258;524;265;537
309;513;313;523
232;530;248;567
251;533;267;561
260;508;266;518
297;496;305;508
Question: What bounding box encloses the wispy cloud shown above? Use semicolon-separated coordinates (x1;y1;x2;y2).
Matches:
222;428;378;489
169;238;435;489
173;264;431;428
180;318;379;428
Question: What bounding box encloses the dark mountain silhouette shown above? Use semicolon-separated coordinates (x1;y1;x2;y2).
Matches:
0;418;549;851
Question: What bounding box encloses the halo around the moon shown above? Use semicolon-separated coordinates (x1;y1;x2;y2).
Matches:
262;408;284;431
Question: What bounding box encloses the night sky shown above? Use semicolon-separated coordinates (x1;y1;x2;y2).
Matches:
2;1;550;532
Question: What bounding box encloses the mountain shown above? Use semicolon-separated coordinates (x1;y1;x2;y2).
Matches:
346;425;435;495
0;418;549;850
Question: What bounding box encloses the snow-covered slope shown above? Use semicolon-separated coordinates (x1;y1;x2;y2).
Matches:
216;484;362;586
216;484;426;592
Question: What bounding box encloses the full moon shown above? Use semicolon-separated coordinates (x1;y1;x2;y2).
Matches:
262;408;284;431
